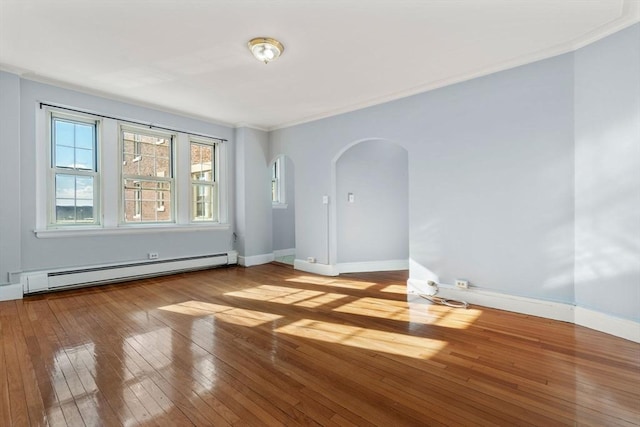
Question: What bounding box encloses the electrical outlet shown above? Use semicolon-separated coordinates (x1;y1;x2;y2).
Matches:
455;279;469;289
148;252;159;260
307;257;316;263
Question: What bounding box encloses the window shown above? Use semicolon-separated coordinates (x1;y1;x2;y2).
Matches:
190;137;218;222
50;113;99;225
121;128;174;223
38;104;229;236
271;156;286;206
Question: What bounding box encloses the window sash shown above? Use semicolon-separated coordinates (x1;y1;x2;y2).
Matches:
121;127;175;224
271;157;284;205
190;138;218;222
49;112;100;227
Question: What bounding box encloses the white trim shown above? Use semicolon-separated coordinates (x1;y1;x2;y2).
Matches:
293;259;339;276
337;259;409;274
272;203;288;209
273;248;295;258
234;122;269;132
20;253;232;294
575;307;640;343
0;284;22;301
13;72;235;129
34;223;230;238
238;253;275;267
407;278;640;343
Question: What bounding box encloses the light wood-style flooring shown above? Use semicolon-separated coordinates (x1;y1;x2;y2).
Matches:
1;264;639;426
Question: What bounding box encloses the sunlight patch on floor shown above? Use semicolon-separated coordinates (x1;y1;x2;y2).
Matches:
225;285;348;308
276;319;446;359
333;297;482;329
378;283;408;294
158;301;282;327
333;297;481;329
286;275;378;290
407;297;483;329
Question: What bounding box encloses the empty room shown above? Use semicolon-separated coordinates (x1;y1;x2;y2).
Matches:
1;0;639;425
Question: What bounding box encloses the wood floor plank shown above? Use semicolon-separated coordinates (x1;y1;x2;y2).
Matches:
2;264;639;426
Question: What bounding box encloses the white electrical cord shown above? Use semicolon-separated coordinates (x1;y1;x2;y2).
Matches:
418;280;469;309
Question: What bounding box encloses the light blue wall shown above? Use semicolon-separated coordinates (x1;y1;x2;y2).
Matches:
574;24;640;321
272;53;576;303
271;24;640;321
0;72;22;286
336;139;408;263
14;78;235;273
235;127;273;257
272;155;296;251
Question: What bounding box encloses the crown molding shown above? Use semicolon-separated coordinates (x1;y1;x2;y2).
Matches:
271;9;640;131
1;67;236;130
234;122;270;132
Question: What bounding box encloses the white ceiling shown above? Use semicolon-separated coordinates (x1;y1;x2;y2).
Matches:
1;0;638;130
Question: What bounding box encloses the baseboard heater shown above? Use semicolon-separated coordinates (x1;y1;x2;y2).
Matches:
21;250;238;294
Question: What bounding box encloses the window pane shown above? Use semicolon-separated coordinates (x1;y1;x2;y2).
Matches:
156;157;170;178
55;174;75;199
75;148;94;170
271;159;281;203
55;146;74;168
122;130;172;179
123;179;172;223
190;142;214;183
192;184;217;221
122;154;138;175
55;174;94;224
155;142;169;158
76;176;94;203
54;120;75;147
122;138;136;155
53;118;96;171
138;155;155;176
75;123;94;149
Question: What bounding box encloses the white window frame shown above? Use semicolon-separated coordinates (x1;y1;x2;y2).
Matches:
48;110;101;228
189;136;219;223
272;156;287;209
34;103;230;238
120;125;176;224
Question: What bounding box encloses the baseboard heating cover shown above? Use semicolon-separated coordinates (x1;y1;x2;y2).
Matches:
21;251;238;294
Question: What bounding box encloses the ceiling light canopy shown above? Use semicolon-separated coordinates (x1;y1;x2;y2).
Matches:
248;37;284;64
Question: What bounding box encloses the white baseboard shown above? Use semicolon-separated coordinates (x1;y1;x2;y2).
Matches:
575;307;640;343
239;253;275;267
293;259;339;276
337;259;408;274
273;248;295;257
408;278;639;343
0;283;23;301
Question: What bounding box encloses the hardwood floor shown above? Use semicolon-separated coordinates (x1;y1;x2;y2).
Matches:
1;264;638;426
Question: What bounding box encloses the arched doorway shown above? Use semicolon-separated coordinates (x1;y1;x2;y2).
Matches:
334;139;409;271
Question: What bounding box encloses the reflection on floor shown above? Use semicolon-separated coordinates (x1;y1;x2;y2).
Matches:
1;265;638;426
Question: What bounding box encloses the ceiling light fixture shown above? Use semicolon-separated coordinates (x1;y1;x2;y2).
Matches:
248;37;284;64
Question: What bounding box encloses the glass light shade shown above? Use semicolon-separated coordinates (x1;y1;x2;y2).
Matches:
248;38;284;64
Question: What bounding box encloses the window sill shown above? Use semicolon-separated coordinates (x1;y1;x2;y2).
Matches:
272;203;288;210
34;223;231;239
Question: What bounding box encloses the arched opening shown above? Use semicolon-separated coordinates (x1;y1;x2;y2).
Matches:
334;139;409;272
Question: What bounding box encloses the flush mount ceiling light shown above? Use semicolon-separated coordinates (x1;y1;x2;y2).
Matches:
248;37;284;64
